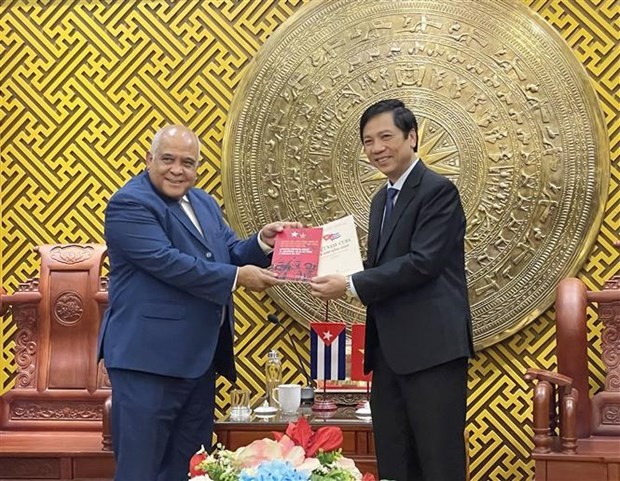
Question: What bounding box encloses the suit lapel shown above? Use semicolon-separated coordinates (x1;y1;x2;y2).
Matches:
188;192;218;250
168;200;211;249
376;161;426;261
139;173;212;249
367;190;385;265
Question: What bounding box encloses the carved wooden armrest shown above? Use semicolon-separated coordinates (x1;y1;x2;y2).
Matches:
525;368;578;455
102;394;113;451
0;287;7;315
589;289;620;303
0;287;43;315
94;291;108;304
525;369;573;391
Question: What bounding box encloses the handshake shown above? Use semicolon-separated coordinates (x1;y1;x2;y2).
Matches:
236;220;356;301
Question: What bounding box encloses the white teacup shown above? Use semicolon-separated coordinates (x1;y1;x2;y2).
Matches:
272;384;301;414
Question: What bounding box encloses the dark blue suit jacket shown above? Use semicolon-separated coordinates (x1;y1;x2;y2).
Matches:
97;171;270;380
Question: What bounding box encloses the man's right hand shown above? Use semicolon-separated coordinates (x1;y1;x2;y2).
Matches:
237;265;283;291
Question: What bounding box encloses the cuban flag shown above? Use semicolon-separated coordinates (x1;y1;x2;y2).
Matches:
310;322;346;380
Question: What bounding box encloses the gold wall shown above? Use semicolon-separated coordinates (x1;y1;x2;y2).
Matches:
1;1;617;479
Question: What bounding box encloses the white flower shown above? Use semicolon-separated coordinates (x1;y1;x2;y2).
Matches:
189;476;213;481
336;456;363;480
295;457;321;474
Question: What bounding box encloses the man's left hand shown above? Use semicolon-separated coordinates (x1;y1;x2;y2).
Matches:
309;274;347;301
259;221;304;248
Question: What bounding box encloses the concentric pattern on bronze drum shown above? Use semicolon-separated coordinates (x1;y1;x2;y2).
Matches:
222;0;609;348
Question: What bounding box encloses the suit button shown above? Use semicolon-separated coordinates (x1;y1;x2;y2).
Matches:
205;252;212;259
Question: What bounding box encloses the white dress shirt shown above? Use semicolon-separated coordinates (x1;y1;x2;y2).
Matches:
349;157;419;298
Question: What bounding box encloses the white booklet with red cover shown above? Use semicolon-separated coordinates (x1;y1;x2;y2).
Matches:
272;215;363;281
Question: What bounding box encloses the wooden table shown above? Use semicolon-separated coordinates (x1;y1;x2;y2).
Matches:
0;406;377;479
214;405;378;475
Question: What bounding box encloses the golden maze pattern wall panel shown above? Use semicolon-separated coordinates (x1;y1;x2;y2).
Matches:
0;1;617;480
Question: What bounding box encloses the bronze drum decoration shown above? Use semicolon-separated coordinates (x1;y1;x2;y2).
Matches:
222;0;609;348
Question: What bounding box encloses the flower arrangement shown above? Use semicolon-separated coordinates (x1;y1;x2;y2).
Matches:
189;417;376;481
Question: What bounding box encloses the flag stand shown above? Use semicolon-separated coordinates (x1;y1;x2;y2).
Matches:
356;380;371;410
312;300;337;412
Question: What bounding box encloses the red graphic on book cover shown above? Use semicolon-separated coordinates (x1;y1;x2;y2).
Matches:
272;228;323;281
351;324;372;381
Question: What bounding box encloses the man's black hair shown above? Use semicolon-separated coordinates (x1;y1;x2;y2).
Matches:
359;99;419;152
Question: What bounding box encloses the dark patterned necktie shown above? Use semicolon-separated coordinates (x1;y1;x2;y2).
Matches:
382;187;399;232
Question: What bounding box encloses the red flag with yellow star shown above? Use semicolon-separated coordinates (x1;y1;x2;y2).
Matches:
351;324;372;381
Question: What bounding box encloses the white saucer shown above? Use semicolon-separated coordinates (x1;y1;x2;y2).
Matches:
254;405;277;416
355;407;372;417
355;401;371;417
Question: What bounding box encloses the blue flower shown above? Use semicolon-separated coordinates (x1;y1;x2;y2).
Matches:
239;460;309;481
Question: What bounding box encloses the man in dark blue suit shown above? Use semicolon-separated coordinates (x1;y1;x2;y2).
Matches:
310;100;473;481
98;125;301;481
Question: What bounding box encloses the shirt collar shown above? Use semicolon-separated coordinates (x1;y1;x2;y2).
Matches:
387;156;419;191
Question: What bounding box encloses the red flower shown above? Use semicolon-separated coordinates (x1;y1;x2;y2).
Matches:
306;425;343;456
188;450;207;477
273;417;343;457
362;473;376;481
